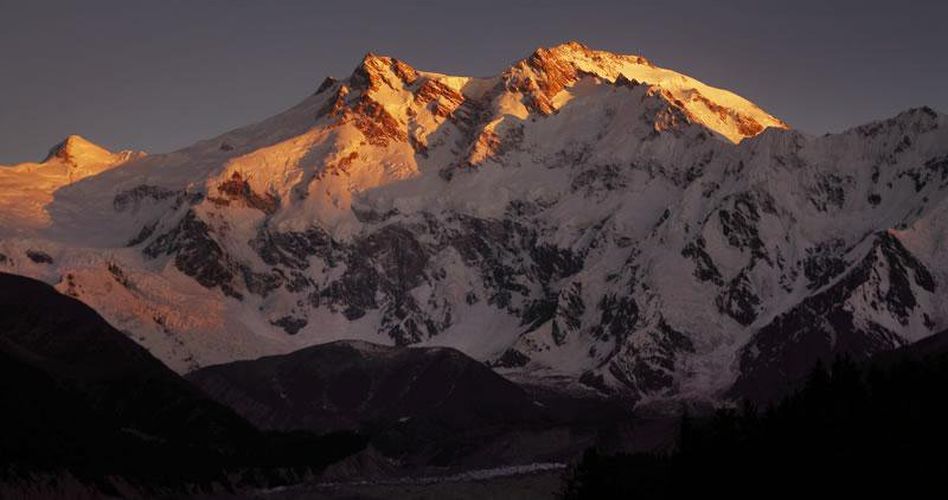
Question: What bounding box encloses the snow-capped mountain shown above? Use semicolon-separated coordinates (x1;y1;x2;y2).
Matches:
0;135;144;233
2;42;947;405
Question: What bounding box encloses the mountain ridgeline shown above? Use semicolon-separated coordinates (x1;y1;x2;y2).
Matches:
186;341;542;434
1;42;947;408
184;341;627;470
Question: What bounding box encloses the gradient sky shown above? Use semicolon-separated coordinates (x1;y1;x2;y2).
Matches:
1;0;946;163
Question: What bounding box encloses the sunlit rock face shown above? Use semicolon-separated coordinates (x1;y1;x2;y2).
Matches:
1;42;947;407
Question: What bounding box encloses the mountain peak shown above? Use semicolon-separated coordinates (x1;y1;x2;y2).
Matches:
531;40;647;66
892;106;941;127
495;43;788;141
350;52;419;92
37;133;145;179
44;134;114;165
520;41;652;77
551;40;590;51
324;44;786;142
533;40;591;59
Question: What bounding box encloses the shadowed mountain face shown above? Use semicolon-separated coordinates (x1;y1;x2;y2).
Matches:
874;328;948;365
0;273;362;494
0;273;255;467
185;340;630;469
562;330;948;499
728;232;940;404
187;341;541;434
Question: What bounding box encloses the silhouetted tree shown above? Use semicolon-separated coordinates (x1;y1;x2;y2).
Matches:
563;350;948;498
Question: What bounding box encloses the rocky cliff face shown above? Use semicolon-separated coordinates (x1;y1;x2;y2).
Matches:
1;43;947;407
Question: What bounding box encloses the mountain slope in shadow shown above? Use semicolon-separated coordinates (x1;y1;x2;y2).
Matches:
562;329;948;499
186;340;543;433
0;272;363;495
186;340;630;470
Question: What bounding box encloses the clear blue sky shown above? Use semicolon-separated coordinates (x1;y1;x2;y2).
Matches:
1;0;946;163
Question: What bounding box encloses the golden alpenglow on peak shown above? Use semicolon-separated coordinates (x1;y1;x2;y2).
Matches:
498;42;788;141
45;134;115;165
330;42;786;143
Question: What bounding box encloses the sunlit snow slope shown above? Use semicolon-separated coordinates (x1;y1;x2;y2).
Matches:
2;42;946;406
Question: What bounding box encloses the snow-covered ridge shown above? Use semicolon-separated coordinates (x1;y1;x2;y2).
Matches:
500;41;788;142
0;135;144;234
0;43;946;407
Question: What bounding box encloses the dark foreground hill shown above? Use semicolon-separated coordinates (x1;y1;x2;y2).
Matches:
186;340;543;434
0;273;364;497
186;340;627;469
562;330;948;498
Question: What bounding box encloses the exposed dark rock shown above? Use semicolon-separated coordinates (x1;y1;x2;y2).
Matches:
613;74;642;88
210;172;279;214
126;221;157;247
552;282;585;345
330;93;407;148
253;226;335;270
242;267;283;296
681;238;723;285
808;173;848;211
324;224;432;343
803;239;848;290
732;232;935;403
317;84;350;119
359;225;429;293
715;270;760;326
25;250;53;264
113;185;178;212
878;232;936;322
271;316;308;335
342;305;367;321
491;348;531;368
521;297;557;333
612;320;694;396
597;293;639;342
413;78;465;118
717;192;767;262
531;243;583;285
898;154;948;192
579;371;613;394
107;261;133;290
144;211;242;299
571;164;626;195
315;76;338;95
321;267;379;320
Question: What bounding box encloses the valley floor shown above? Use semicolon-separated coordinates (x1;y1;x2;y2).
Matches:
210;466;566;500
